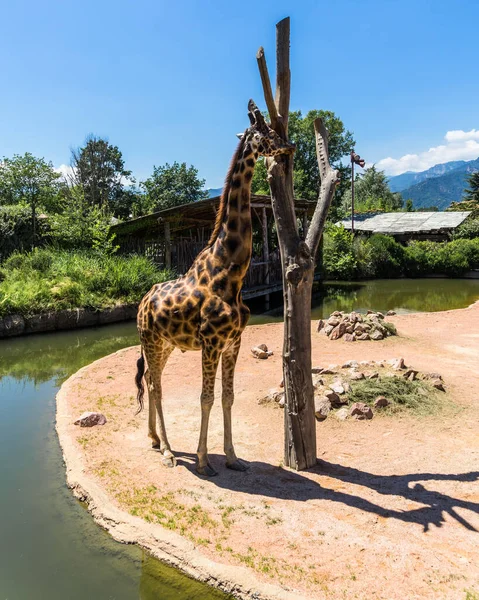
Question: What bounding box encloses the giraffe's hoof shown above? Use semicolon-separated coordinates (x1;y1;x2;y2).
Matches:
161;455;177;468
226;458;250;472
151;442;162;451
196;462;218;477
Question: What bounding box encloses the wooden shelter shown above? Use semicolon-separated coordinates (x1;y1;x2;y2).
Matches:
111;194;315;299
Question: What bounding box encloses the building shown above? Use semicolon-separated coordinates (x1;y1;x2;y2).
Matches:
340;211;472;243
111;194;316;299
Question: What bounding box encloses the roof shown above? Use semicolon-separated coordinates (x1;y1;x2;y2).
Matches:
340;211;471;234
112;194;316;236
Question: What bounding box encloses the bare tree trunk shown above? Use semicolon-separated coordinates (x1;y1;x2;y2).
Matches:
257;18;340;470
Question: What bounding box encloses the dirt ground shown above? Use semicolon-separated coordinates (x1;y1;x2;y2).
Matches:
57;303;479;600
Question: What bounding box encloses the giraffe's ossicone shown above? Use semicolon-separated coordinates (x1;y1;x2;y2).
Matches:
135;100;295;477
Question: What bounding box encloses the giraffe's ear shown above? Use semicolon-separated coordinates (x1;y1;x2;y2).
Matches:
236;133;244;139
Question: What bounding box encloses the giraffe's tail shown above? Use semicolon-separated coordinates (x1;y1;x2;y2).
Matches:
135;349;145;414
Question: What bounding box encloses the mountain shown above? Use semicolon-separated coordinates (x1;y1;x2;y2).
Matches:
399;157;479;210
388;160;469;192
206;187;223;198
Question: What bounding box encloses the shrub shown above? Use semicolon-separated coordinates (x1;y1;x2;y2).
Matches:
451;217;479;240
0;205;49;260
322;224;357;279
365;234;405;278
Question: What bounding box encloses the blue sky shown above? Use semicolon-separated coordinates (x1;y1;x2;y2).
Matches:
1;0;478;187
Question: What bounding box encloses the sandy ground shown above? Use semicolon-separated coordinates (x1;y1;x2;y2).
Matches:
57;303;479;600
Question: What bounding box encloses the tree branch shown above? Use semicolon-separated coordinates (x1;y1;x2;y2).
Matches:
256;47;278;129
275;17;291;135
305;117;340;256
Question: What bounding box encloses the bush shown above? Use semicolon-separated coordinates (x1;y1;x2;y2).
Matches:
0;248;171;316
364;234;405;278
322;224;357;279
0;205;49;260
451;217;479;240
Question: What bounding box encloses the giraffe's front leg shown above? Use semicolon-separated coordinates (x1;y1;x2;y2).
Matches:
196;346;221;477
222;337;249;472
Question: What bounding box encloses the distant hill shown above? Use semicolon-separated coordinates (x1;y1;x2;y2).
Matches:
399;157;479;210
207;187;223;198
388;160;470;193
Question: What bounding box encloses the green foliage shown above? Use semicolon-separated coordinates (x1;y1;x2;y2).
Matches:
49;187;118;254
451;217;479;239
405;198;414;212
251;109;355;218
323;228;479;279
70;135;133;215
0;205;49;260
322;224;357;279
463;171;479;203
0;248;171;316
342;166;403;214
141;162;208;211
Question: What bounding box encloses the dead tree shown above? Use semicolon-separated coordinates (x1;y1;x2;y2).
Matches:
256;18;340;470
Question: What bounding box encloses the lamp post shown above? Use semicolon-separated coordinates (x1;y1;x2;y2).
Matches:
350;151;366;233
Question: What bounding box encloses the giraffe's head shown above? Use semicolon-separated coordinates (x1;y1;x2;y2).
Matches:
243;99;295;157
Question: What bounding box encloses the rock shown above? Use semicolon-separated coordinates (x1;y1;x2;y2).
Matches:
332;311;341;317
356;333;370;341
350;371;365;381
422;372;443;381
317;319;325;332
367;371;379;379
251;346;273;359
369;329;384;341
324;390;346;408
324;324;335;335
374;396;390;408
359;360;370;366
314;398;331;421
342;360;359;368
366;310;375;315
389;357;406;370
320;368;337;375
279;397;285;408
334;407;349;421
311;366;324;374
330;381;345;395
74;412;107;427
327;318;340;327
343;333;356;342
330;322;346;340
2;314;26;337
431;379;445;392
403;369;418;381
343;381;351;393
349;403;373;420
377;312;385;319
386;310;396;316
345;325;355;334
258;389;284;404
279;379;284;388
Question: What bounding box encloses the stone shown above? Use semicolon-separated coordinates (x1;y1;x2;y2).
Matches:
74;412;107;427
314;398;331;421
343;333;356;342
350;371;365;381
251;346;273;359
330;381;345;395
349;403;373;420
377;312;385;319
374;396;390;408
403;369;418;381
356;333;370;341
98;306;126;325
366;310;375;315
345;325;355;334
258;389;283;405
343;381;351;393
389;357;406;370
324;390;346;408
332;311;341;317
342;360;359;368
431;379;446;392
279;379;284;388
320;368;337;375
387;310;396;316
311;366;324;374
367;371;379;379
317;319;325;332
334;407;349;421
324;324;335;335
3;314;25;337
369;329;384;341
422;372;443;381
327;318;340;327
279;397;285;408
330;322;346;340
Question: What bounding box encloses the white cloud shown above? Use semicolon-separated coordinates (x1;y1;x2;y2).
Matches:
376;129;479;176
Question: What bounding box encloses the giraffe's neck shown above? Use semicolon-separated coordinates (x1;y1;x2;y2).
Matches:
210;140;258;272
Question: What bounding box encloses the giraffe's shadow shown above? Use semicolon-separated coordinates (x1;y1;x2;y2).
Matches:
173;451;479;533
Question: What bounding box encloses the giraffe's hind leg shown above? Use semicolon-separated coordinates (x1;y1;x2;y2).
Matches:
143;339;175;468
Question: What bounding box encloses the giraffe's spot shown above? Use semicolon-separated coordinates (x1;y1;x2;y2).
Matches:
187;275;196;286
158;316;169;329
201;323;214;336
240;162;245;172
193;289;204;300
257;145;264;153
231;177;241;189
212;274;228;293
254;152;259;159
199;275;208;286
233;163;240;173
228;217;239;231
148;313;154;329
210;335;218;346
225;236;241;256
164;297;173;307
245;171;253;182
246;158;255;168
214;243;226;259
241;221;252;236
197;263;204;274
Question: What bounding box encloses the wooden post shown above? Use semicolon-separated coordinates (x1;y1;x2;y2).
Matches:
262;206;270;310
164;221;171;270
256;18;340;470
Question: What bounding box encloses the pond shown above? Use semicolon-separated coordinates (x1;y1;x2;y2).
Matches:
1;278;478;598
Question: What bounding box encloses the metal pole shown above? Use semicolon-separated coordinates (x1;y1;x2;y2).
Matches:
351;155;355;234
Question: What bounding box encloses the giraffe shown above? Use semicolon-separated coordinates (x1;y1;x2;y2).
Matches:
135;100;295;477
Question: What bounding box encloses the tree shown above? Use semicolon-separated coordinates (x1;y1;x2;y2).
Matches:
70;135;132;214
342;165;403;213
252;109;354;218
141;162;208;211
463;171;479;203
255;19;340;470
0;152;61;245
405;198;414;212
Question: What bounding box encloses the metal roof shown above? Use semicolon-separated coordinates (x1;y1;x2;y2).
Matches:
340;211;471;234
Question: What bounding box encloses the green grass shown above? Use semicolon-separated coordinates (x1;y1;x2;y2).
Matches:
347;376;442;415
0;248;171;317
